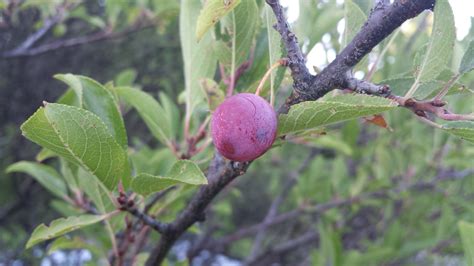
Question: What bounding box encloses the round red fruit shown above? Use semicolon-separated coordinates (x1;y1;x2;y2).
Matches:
211;93;277;162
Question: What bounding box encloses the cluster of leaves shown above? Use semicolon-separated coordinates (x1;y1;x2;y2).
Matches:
2;0;474;264
7;74;208;253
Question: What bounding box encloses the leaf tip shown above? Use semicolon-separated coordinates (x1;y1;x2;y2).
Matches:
195;31;203;43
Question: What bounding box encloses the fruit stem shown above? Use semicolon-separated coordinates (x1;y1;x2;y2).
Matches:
255;59;286;98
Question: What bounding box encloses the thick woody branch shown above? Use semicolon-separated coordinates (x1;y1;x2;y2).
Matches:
267;0;435;108
145;154;250;265
265;0;313;91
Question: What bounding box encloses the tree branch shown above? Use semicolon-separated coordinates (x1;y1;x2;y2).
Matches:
2;19;157;58
346;77;391;96
267;0;436;110
145;154;250;265
344;78;474;123
121;204;170;234
1;1;77;56
265;0;312;91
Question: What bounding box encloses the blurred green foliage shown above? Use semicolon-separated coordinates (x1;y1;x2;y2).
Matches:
1;0;474;265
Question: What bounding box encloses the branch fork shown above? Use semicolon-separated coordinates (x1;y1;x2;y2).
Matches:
142;0;458;265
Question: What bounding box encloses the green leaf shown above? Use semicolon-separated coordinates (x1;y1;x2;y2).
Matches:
352;0;371;14
6;161;68;200
383;77;470;99
132;174;187;196
26;214;110;249
297;2;344;49
236;31;284;96
442;121;474;144
265;4;284;96
159;92;181;138
212;0;257;79
50;200;82;217
343;0;367;48
200;78;225;111
278;94;397;135
213;41;233;67
130;147;178;177
115;69;138;86
311;135;353;156
115;87;172;145
77;167;113;213
232;0;258;67
21;104;128;189
36;148;57;162
55;74;128;149
166;160;207;183
132;160;207;196
195;0;241;41
316;222;342;266
343;248;395;266
459;221;474;266
181;0;218;115
460;40;474;74
59;158;79;191
57;89;80;107
47;236;102;256
407;0;455;97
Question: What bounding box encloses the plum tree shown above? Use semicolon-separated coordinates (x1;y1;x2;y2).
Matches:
211;93;277;162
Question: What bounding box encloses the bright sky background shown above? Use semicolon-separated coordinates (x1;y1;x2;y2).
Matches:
280;0;473;75
281;0;473;40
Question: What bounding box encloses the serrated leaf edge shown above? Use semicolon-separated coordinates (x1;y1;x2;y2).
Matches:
26;214;108;249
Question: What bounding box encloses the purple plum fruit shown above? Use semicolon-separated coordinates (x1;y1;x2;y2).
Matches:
211;93;277;162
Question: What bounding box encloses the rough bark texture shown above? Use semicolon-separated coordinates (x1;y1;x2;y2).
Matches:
145;154;250;265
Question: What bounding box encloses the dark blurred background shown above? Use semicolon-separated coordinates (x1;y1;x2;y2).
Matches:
1;1;474;265
0;0;181;262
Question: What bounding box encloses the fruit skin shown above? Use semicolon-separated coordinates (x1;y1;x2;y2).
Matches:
211;93;277;162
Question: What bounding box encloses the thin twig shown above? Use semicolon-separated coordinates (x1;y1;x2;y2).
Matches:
255;59;287;97
2;1;79;56
433;74;460;101
345;78;474;124
119;196;170;234
2;19;157;58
